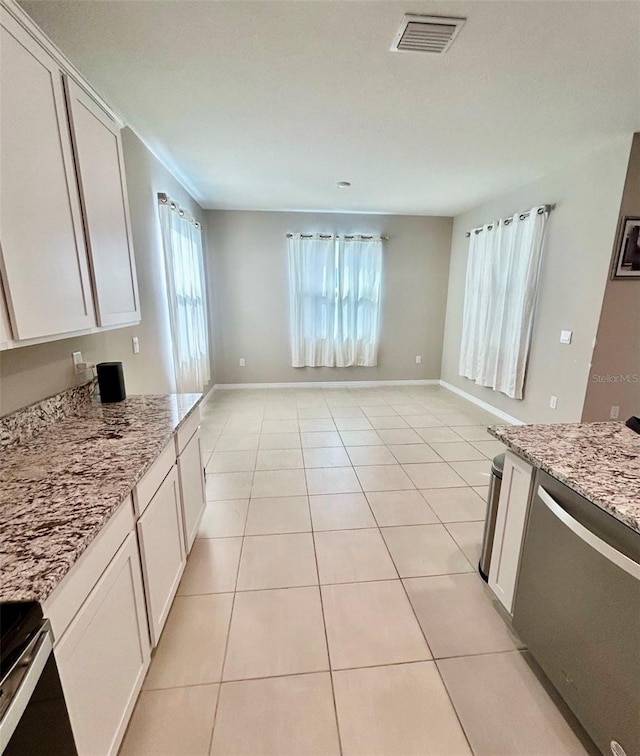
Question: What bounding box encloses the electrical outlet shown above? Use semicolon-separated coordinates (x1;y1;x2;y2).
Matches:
72;351;84;375
415;355;422;364
610;405;620;420
560;330;573;345
132;336;140;354
549;395;558;410
239;358;245;367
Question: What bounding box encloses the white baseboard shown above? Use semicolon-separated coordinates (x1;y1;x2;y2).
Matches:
208;379;523;426
439;380;524;425
213;379;441;390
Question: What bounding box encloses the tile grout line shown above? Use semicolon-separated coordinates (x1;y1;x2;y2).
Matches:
365;422;472;743
141;647;526;693
205;459;253;755
370;430;478;756
304;447;345;756
179;560;477;597
432;658;478;755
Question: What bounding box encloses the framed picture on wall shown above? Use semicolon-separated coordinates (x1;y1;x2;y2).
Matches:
612;216;640;279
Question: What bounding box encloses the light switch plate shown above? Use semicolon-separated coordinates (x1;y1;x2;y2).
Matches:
560;330;573;344
549;395;558;410
132;336;140;354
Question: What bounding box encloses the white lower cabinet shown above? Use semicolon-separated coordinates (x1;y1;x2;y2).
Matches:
488;450;535;613
136;465;186;646
177;429;206;553
54;532;149;756
45;407;203;753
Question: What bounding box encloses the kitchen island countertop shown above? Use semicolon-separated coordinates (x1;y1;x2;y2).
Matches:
0;393;202;604
489;421;640;534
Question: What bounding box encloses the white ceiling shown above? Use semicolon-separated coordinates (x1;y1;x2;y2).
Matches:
20;0;640;215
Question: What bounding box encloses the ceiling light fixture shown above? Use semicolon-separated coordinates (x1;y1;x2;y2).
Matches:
336;181;351;188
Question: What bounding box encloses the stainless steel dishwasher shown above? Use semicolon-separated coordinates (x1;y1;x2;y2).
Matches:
513;470;640;756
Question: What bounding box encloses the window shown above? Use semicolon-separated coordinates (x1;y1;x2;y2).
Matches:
158;194;210;392
459;206;548;399
288;234;383;367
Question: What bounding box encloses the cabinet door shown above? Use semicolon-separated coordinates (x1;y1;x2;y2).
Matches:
178;430;206;553
0;10;95;340
137;466;186;646
55;533;150;756
488;451;534;613
64;78;140;327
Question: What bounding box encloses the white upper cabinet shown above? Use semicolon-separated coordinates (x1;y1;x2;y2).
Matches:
65;78;140;327
0;1;142;348
0;281;12;348
0;9;96;340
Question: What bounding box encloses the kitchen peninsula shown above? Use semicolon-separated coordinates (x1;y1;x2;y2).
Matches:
488;419;639;756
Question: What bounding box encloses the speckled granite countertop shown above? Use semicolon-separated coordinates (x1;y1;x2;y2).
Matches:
0;393;202;604
489;421;640;534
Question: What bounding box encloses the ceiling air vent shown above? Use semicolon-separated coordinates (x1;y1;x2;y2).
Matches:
391;14;466;54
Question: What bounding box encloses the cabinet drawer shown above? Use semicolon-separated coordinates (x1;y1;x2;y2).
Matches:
137;465;185;646
55;532;149;756
44;496;134;642
175;407;201;456
134;441;176;517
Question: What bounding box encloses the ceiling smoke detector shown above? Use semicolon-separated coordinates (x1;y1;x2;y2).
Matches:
391;14;466;54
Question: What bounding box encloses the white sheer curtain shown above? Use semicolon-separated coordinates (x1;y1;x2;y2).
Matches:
159;198;210;393
288;234;383;367
288;235;336;367
336;237;383;367
459;207;548;399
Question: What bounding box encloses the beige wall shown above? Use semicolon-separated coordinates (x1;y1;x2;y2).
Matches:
0;128;205;416
207;210;453;385
440;136;632;424
582;133;640;421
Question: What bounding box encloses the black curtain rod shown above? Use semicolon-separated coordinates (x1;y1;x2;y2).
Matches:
465;204;554;238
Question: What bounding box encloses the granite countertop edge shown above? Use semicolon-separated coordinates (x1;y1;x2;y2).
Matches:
488;422;640;534
0;393;203;605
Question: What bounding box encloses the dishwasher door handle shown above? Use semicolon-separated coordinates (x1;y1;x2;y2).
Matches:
537;486;640;581
0;625;53;753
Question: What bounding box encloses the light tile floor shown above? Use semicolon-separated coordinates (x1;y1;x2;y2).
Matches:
120;386;594;756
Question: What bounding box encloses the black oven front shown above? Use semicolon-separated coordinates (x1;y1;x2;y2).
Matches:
0;602;77;755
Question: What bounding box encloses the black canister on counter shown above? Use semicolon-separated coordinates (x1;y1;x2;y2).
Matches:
96;362;126;403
